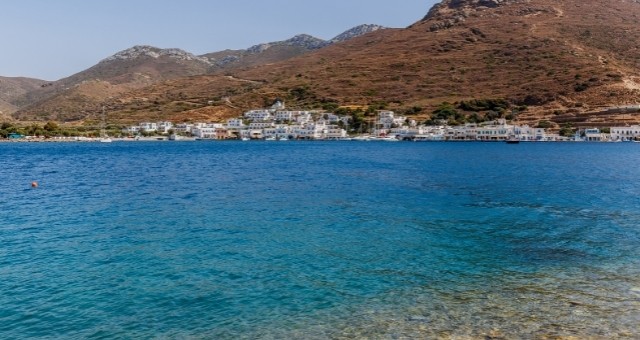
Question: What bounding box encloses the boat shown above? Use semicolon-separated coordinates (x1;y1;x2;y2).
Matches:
99;107;112;143
264;136;277;141
505;136;520;144
241;137;250;141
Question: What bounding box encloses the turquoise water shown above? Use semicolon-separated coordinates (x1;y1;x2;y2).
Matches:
1;141;639;338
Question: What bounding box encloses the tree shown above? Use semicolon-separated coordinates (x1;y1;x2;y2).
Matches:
559;124;575;137
429;102;464;125
536;120;554;129
44;121;59;131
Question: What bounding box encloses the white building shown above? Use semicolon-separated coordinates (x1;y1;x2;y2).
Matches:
192;127;217;139
157;122;174;134
514;125;547;141
173;123;193;134
377;111;407;129
122;126;140;135
294;121;326;139
324;126;348;139
584;128;605;142
139;122;158;132
226;118;245;129
296;112;313;125
275;111;295;122
244;110;272;122
249;122;275;130
611;125;640;141
270;100;285;112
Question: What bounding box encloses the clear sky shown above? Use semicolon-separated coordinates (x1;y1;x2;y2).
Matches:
0;0;438;81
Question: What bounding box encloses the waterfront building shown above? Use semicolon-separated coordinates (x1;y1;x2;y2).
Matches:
611;125;640;141
156;122;174;134
324;125;348;139
377;111;407;129
173;123;193;135
584;128;605;142
514;125;547;141
192;127;217;139
139;122;158;132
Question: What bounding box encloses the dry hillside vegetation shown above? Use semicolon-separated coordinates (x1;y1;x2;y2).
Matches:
13;0;640;127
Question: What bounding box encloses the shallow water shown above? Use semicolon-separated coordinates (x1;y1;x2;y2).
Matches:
1;141;639;338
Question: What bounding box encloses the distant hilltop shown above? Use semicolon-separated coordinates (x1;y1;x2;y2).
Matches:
5;0;640;129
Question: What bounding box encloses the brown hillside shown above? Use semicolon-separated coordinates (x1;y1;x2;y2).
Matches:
0;76;47;115
14;0;640;127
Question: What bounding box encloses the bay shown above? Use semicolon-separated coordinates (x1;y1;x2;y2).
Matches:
1;141;639;338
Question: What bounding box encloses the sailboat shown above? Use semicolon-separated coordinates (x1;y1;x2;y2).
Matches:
99;107;112;143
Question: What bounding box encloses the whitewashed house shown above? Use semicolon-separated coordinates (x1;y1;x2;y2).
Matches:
173;123;193;135
584;128;605;142
611;125;640;141
226;118;245;129
514;125;547;141
249;122;274;130
324;125;348;139
139;122;158;132
244;110;272;122
122;126;141;135
275;111;295;122
157;122;174;134
192;127;217;139
296;112;313;125
377;111;406;129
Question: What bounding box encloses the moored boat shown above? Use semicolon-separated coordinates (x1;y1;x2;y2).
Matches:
505;136;520;144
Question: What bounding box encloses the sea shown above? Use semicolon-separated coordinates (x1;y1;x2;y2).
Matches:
1;141;639;339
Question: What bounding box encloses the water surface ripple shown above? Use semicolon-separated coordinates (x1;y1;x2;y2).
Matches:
1;141;639;338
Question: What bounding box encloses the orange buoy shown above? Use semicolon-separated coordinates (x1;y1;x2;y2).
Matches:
31;181;38;188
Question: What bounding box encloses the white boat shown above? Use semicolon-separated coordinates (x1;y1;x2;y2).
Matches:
241;137;250;141
264;136;277;141
505;135;520;144
371;136;399;142
351;135;372;141
99;107;112;143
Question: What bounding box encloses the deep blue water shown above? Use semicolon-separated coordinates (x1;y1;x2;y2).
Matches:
1;141;639;338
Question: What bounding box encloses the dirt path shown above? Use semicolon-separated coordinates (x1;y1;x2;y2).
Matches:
224;76;263;85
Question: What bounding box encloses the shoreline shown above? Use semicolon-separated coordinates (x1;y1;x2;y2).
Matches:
0;137;636;144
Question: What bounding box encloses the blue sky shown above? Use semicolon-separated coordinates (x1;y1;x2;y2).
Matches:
0;0;438;80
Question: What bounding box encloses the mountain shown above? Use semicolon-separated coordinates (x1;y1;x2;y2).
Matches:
202;24;387;72
12;24;388;122
0;76;47;117
12;0;640;126
12;46;216;122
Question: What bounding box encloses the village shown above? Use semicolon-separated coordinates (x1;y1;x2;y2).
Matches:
3;100;640;143
117;100;640;143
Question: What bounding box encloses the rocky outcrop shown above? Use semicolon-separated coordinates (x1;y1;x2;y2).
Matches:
101;45;212;65
204;24;388;69
330;24;386;43
246;34;328;54
423;0;526;31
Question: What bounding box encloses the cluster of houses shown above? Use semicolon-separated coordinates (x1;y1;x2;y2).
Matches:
122;101;351;140
120;101;640;142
